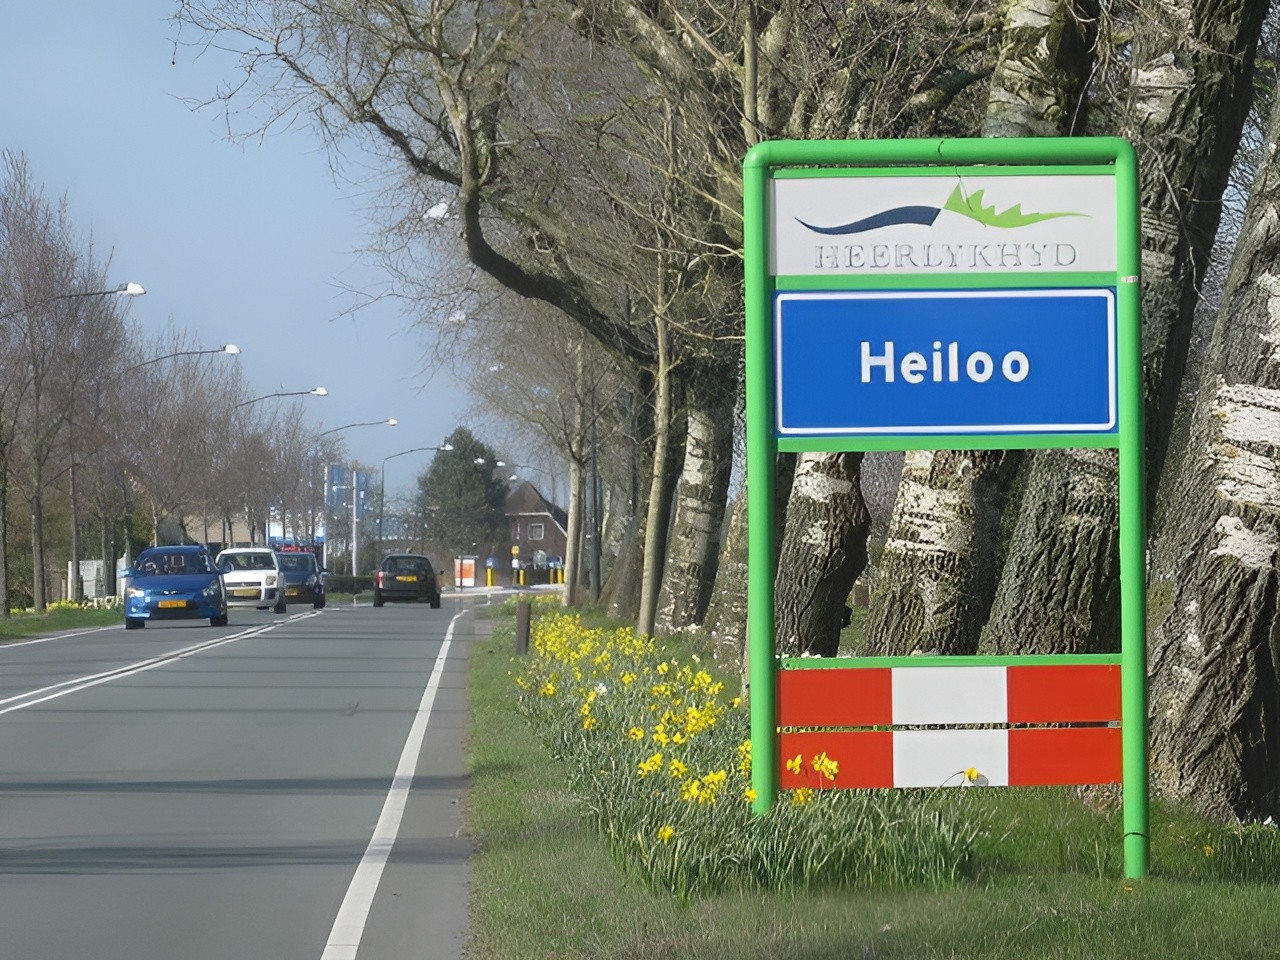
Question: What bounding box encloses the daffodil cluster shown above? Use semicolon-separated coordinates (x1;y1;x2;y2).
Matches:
509;610;990;900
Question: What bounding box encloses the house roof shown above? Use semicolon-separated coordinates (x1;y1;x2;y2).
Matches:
505;480;568;535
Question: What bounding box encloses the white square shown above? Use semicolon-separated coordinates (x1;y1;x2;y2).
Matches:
891;666;1007;725
893;729;1009;788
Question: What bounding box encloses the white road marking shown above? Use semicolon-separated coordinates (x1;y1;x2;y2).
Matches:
0;612;321;716
320;609;463;960
1;624;121;648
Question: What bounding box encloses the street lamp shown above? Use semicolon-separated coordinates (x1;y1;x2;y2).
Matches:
378;443;454;543
316;418;398;573
318;417;398;437
0;280;146;323
130;343;240;370
235;386;327;408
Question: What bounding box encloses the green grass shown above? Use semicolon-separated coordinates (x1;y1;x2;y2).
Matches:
466;619;1280;959
0;605;124;643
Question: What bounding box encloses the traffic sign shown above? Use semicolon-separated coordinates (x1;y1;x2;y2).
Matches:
775;289;1116;435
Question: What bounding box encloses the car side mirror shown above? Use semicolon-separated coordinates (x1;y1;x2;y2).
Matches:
218;562;232;574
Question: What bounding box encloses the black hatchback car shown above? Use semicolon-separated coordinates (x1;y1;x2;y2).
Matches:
373;553;442;608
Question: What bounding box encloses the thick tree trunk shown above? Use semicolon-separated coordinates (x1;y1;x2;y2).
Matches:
865;450;1016;655
775;453;871;657
601;498;645;623
705;454;796;674
704;485;748;666
978;449;1119;653
657;371;733;631
983;0;1262;654
1147;94;1280;820
982;0;1097;138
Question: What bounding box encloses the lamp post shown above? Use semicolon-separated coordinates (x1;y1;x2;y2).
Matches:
235;386;327;408
0;281;146;323
130;342;240;370
316;418;398;574
379;444;453;545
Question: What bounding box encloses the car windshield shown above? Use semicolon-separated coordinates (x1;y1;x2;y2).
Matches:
136;550;212;576
276;554;315;572
223;552;275;570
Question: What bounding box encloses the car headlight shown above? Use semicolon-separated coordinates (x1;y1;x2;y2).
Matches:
265;575;277;587
202;583;222;598
127;587;146;599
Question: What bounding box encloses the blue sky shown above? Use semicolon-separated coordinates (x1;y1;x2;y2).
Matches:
0;4;470;496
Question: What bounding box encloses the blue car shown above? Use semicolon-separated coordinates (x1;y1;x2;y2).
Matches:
124;545;228;630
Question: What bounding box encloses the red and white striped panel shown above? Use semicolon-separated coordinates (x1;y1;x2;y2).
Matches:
777;664;1120;789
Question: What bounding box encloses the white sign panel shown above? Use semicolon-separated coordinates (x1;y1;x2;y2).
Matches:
769;174;1117;276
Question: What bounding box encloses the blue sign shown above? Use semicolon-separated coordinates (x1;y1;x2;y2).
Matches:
775;289;1115;436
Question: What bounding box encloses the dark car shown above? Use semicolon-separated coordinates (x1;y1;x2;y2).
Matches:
276;550;326;609
124;545;228;629
373;553;442;608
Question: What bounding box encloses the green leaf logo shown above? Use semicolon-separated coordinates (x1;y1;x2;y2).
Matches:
942;185;1084;228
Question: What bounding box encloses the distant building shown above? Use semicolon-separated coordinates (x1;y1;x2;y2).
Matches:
506;480;568;571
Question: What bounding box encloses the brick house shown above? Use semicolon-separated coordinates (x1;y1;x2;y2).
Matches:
506;480;568;573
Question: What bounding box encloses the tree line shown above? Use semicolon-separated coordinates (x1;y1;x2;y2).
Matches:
0;150;374;610
173;0;1279;822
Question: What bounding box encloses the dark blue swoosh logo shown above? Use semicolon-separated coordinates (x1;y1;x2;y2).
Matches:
797;205;941;235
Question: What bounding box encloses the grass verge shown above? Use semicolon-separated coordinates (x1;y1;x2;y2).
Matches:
0;605;124;643
467;615;1280;959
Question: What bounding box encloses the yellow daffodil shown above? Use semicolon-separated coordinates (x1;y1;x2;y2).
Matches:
540;681;556;697
668;759;688;778
1203;844;1214;857
812;751;839;782
743;788;757;803
657;825;675;844
627;727;645;741
790;787;814;806
786;753;804;775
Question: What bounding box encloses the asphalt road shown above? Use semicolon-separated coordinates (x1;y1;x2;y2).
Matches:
0;598;477;960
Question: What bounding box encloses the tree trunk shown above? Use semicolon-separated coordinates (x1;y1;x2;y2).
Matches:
865;450;1016;656
704;485;748;665
656;370;733;631
636;315;676;637
984;0;1265;654
600;498;645;623
1146;90;1280;820
978;449;1119;653
31;490;45;610
69;459;81;603
775;452;871;657
562;457;584;606
982;0;1098;139
705;453;795;674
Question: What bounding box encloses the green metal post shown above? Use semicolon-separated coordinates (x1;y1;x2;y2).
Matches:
744;143;778;814
1115;141;1149;879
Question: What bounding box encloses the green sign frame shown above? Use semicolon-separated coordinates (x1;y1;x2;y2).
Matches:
743;137;1148;879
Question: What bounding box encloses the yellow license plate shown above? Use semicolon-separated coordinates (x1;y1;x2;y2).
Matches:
232;588;258;597
157;600;187;609
286;588;300;596
395;575;418;582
